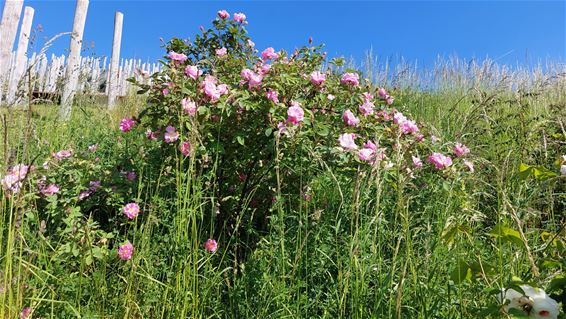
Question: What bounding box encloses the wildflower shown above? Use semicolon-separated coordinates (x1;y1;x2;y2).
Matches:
126;171;137;181
327;94;335;101
204;239;218;253
184;65;202;80
266;89;279;103
181;98;197;116
500;285;559;319
261;47;279;60
340;73;359;86
359;100;375;116
1;164;29;194
119;118;135;132
339;133;357;150
164;126;179;143
560;164;566;176
453;143;470;157
118;242;134;260
88;144;97;152
180;142;191;157
53;149;73;160
217;10;230;19
342;110;360;126
287;102;305;125
234;12;246;23
20;307;31;319
358;148;375;162
216;47;227;57
41;184;59;196
310;71;326;86
123;202;140;220
412;156;423;168
400;120;419;135
167;51;187;63
42;161;49;170
145;129;158;140
428;152;453;170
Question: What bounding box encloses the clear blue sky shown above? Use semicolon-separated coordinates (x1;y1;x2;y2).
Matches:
4;0;565;67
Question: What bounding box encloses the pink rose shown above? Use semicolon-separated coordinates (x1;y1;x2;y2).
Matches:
204;239;218;253
359;100;375;116
341;72;359;86
119;118;135;132
453;143;470;157
182;98;197;116
287;103;305;125
167;51;187;63
342;109;360;126
217;10;230;19
338;133;357;150
261;47;279;60
428;153;453;170
266;89;279;103
184;65;202;80
216;47;227;57
118;242;134;260
310;71;326;86
234;12;246;23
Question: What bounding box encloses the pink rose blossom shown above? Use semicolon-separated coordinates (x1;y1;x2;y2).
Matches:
164;126;179;143
234;12;246;23
167;51;187;63
342;110;360;126
119;118;135;132
400;120;419;134
123;202;140;220
248;73;263;89
339;133;357;150
453;143;470;157
359;100;375;116
180;142;191;157
358;148;375;162
428;153;453;170
118;242;134;260
53;150;73;160
204;239;218;253
287;103;305;125
184;65;202;80
217;10;230;19
145;129;158;140
182;98;197;116
261;47;279;60
310;71;326;86
393;112;407;125
341;73;359;86
41;183;59;196
216;47;228;57
266;89;279;103
364;140;377;151
258;63;271;75
412;156;423;169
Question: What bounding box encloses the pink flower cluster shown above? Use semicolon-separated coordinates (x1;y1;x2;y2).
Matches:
357;140;385;163
182;98;198;116
310;71;326;86
261;47;279;60
453;143;470;157
216;47;228;57
40;183;60;196
378;88;394;105
185;65;202;80
342;110;360;126
164;126;180;143
204;239;218;253
266;89;279;103
167;51;188;63
120;118;136;132
123;202;140;220
217;10;230;19
359;92;375;116
1;164;29;194
200;75;229;102
240;68;263;89
393;111;419;135
118;242;134;260
233;12;246;23
341;73;360;86
428;152;453;170
287;101;305;125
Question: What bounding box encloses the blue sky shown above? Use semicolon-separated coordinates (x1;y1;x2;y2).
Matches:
4;1;565;68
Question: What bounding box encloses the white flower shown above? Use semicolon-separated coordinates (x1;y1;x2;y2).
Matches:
500;285;560;319
560;164;566;176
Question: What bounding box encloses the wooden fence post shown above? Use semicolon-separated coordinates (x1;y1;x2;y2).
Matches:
0;0;24;103
59;0;89;121
107;11;123;109
7;6;34;105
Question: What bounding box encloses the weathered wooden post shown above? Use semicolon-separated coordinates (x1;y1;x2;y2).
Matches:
59;0;89;121
107;11;123;109
7;6;34;105
0;0;24;103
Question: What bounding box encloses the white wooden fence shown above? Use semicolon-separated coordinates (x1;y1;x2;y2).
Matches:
4;51;160;100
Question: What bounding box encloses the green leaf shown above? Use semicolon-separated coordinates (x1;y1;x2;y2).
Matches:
264;127;273;137
236;136;245;146
488;223;524;247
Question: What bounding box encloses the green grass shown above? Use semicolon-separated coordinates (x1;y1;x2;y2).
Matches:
0;72;565;319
